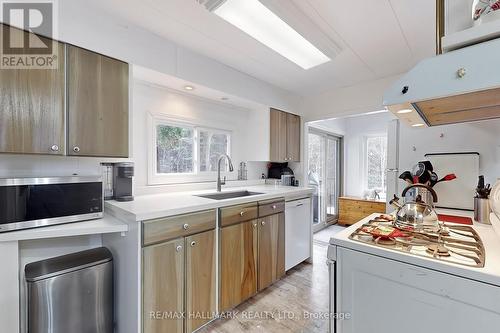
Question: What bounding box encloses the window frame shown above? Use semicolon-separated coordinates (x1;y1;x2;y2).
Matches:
148;114;232;185
363;134;388;196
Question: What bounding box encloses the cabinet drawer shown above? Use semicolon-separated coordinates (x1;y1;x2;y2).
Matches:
143;210;216;246
258;199;285;217
220;203;258;227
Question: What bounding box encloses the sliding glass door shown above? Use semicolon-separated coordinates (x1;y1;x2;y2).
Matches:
308;128;342;232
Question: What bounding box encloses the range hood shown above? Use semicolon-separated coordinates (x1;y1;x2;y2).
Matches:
383;38;500;127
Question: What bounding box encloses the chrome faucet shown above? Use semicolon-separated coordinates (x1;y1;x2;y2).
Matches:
217;154;234;192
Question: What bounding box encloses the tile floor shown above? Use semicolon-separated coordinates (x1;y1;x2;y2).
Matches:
199;224;349;332
200;243;331;333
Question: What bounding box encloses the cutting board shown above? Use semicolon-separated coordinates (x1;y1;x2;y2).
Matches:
425;153;480;211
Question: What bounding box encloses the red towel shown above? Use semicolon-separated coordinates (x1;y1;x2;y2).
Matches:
438;214;473;225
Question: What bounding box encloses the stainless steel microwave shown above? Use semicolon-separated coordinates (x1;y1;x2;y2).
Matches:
0;176;103;233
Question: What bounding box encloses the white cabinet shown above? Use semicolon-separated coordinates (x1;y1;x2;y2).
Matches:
336;247;500;333
285;198;312;271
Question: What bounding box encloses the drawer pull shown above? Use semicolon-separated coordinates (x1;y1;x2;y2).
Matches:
190;241;196;247
176;245;183;252
239;211;245;217
272;205;277;210
183;223;189;230
261;221;266;226
253;223;257;228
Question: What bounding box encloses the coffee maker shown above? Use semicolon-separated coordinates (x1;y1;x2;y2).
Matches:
113;162;134;201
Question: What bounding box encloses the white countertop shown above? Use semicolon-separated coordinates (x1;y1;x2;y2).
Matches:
0;214;128;242
106;185;314;222
331;211;500;287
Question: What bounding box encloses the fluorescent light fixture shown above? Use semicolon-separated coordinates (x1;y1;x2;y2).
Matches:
412;123;425;127
184;85;195;91
397;109;413;114
213;0;330;70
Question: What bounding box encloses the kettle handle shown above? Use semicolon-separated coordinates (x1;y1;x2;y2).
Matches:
402;184;438;203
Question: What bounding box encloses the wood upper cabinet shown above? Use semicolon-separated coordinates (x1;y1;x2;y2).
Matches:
185;230;216;333
143;238;184;333
67;45;129;157
270;109;288;162
270;108;300;162
219;220;258;312
0;24;65;155
286;112;301;162
258;213;285;291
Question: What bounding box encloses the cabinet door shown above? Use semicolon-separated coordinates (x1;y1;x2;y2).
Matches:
0;24;65;155
270;109;287;162
258;213;285;291
185;230;216;333
220;220;258;312
143;238;184;333
67;45;129;157
286;113;301;162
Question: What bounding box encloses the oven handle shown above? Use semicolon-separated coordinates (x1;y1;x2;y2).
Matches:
327;259;337;333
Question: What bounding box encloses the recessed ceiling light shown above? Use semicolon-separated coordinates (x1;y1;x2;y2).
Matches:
184;85;195;91
397;109;413;114
213;0;331;70
412;123;425;127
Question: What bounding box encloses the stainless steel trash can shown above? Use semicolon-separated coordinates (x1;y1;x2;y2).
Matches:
25;247;113;333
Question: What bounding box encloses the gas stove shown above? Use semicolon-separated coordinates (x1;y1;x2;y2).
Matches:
348;219;485;268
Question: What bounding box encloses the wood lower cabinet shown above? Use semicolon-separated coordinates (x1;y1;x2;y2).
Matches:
220;206;285;311
185;230;216;332
0;24;65;155
143;228;216;333
143;238;184;333
219;220;258;312
258;213;285;291
67;45;129;157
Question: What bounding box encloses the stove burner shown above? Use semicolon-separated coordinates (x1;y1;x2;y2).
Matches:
426;244;451;257
348;220;485;268
374;237;396;246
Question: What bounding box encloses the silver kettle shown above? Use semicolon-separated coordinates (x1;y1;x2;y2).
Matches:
390;184;439;231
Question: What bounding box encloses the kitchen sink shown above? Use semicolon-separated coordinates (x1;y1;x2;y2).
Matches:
195;190;263;200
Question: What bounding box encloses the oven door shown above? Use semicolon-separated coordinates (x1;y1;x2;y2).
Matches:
0;177;103;232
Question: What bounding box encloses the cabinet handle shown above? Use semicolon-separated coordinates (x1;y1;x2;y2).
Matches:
272;205;277;210
253;223;257;228
183;223;189;230
176;245;183;252
457;67;466;78
261;221;266;226
73;146;81;153
190;241;196;247
239;211;245;217
50;145;59;152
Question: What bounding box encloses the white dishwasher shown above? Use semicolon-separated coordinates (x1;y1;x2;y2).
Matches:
285;197;312;271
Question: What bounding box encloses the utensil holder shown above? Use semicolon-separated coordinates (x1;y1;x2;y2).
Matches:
474;197;491;225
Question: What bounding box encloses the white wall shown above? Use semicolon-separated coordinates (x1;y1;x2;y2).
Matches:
301;75;401;122
132;81;270;195
308;112;396;198
398;118;500;191
310;114;500;199
57;0;300;113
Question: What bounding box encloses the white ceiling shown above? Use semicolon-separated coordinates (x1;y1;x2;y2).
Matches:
86;0;436;96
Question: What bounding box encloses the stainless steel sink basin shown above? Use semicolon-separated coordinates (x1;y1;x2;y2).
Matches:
195;190;263;200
